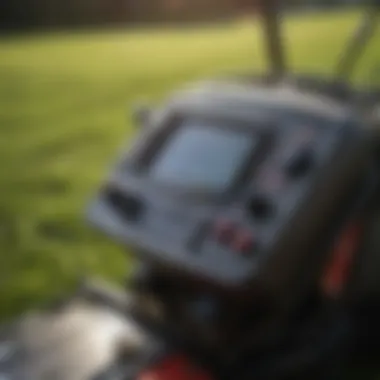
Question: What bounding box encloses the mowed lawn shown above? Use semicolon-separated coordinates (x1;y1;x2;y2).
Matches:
0;10;380;323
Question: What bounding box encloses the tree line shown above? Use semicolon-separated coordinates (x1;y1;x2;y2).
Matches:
0;0;360;32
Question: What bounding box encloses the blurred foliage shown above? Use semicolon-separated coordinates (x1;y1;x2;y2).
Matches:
0;0;247;31
0;0;363;31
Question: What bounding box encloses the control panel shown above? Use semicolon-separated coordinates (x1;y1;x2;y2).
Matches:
88;82;374;308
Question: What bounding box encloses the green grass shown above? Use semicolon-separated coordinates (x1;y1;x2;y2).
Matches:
0;9;380;324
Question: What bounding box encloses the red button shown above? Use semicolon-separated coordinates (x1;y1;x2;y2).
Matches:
213;219;236;244
233;231;255;254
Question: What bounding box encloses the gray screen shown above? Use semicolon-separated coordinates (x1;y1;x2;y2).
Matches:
148;121;255;191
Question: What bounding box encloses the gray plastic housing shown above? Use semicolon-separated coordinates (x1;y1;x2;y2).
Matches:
88;81;375;311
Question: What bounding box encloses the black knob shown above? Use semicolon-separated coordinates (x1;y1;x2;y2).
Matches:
285;148;314;178
248;195;275;221
104;187;144;222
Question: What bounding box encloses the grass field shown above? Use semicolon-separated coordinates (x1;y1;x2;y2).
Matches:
0;9;380;325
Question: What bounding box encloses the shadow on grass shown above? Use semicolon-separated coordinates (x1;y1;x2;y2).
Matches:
36;217;87;243
28;130;107;163
9;177;71;196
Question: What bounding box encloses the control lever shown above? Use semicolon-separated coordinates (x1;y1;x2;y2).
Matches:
335;4;380;81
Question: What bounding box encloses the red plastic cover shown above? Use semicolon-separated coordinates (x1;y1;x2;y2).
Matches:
321;221;363;298
138;354;214;380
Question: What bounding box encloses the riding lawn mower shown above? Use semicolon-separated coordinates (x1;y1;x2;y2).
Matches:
1;1;380;379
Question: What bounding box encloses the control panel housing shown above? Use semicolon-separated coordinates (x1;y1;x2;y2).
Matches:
88;81;375;313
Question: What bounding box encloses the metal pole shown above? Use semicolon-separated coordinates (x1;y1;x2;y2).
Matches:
335;6;379;81
258;0;286;80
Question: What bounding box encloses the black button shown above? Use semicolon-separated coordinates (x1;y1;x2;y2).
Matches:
285;148;314;178
104;188;144;222
248;195;275;221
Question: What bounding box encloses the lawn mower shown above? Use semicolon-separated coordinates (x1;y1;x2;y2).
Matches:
1;1;380;379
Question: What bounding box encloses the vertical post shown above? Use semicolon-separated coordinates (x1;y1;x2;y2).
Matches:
258;0;286;80
335;9;379;81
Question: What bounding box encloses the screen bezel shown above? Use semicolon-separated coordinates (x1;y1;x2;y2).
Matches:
132;112;274;202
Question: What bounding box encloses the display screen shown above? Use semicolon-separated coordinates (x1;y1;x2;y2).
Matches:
147;120;256;192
